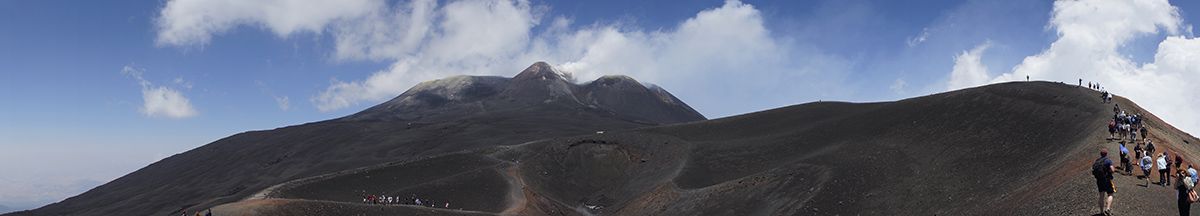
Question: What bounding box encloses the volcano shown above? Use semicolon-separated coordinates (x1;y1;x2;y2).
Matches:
9;64;1200;216
6;62;703;216
210;82;1200;215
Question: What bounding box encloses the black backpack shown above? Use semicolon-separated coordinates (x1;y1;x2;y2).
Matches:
1093;158;1108;179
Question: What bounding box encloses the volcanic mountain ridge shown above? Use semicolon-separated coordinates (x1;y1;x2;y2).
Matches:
5;62;705;216
214;81;1200;216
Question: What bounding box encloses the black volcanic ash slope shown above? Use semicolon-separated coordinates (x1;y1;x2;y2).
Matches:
5;62;704;216
243;81;1200;215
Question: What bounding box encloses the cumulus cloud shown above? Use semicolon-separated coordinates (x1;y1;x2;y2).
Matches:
948;0;1200;133
946;41;991;90
155;0;382;46
156;0;848;116
122;66;198;119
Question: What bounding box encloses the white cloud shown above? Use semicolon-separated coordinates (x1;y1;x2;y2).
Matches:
907;27;931;47
947;0;1200;134
275;96;291;111
331;0;437;61
122;66;198;119
155;0;383;46
157;0;849;117
946;41;991;90
890;78;908;94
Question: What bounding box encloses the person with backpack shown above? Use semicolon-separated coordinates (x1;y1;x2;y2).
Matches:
1135;143;1144;166
1142;126;1150;143
1094;149;1117;216
1189;165;1200;187
1120;143;1132;175
1147;141;1157;156
1109;120;1118;140
1143;154;1155;186
1131;129;1139;144
1178;170;1197;215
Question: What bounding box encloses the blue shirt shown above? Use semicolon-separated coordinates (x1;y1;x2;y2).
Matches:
1119;145;1129;155
1190;168;1197;183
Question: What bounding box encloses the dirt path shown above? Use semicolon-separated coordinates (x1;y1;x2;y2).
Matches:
498;163;529;215
1015;98;1200;216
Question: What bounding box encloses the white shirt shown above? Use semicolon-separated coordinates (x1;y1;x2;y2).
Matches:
1158;156;1169;170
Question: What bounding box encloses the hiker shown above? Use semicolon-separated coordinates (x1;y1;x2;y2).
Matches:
1142;126;1150;143
1190;165;1198;185
1120;143;1132;174
1135;143;1144;166
1168;152;1176;185
1131;129;1139;144
206;209;212;216
1148;141;1157;156
1161;153;1172;186
1179;170;1197;215
1118;123;1128;139
1094;149;1116;216
1143;154;1155;185
1109;120;1118;140
1178;154;1185;171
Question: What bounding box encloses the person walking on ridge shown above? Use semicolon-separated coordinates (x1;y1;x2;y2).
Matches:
1120;143;1132;175
1161;153;1172;186
1094;149;1117;216
1143;154;1155;186
1178;170;1196;216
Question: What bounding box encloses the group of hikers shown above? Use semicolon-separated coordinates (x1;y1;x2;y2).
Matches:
362;194;451;209
1108;106;1146;143
1088;81;1114;103
1095;148;1197;216
1087;81;1104;91
1094;102;1199;216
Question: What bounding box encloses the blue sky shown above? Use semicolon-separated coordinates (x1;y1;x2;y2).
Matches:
2;0;1199;212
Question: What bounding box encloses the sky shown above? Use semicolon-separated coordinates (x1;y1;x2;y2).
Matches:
1;0;1199;212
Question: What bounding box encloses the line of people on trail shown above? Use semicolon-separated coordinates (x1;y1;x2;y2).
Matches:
362;194;451;209
1093;101;1200;216
1096;148;1199;216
